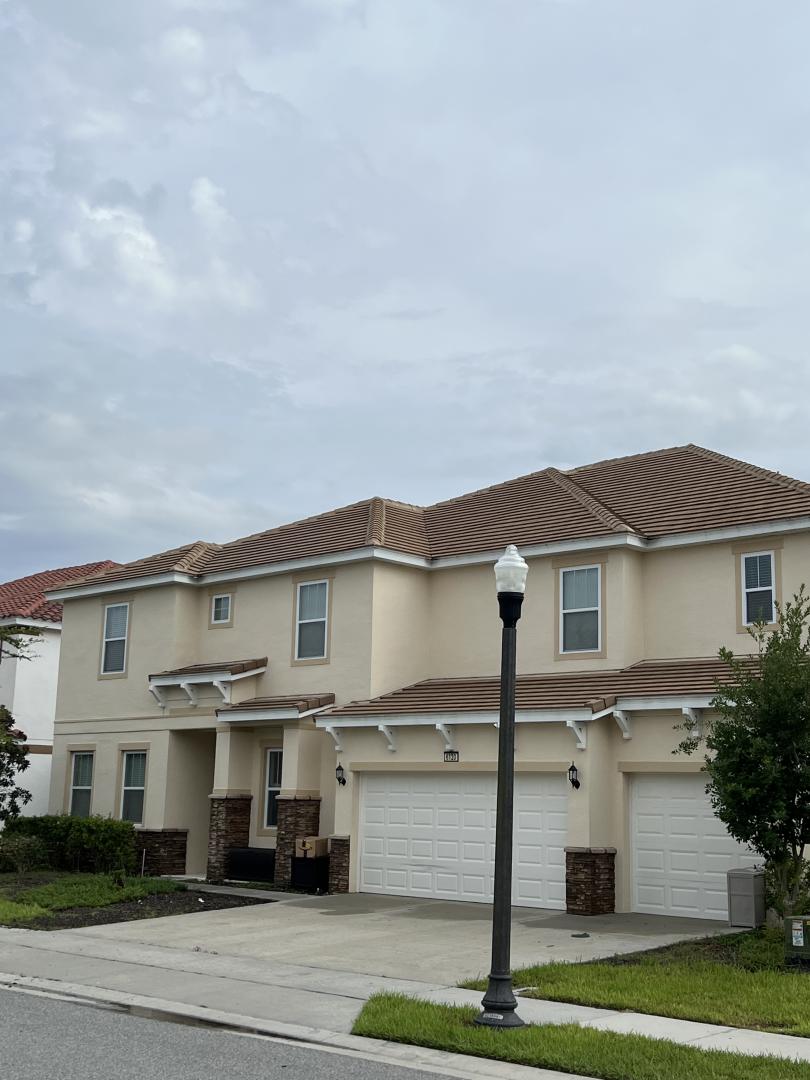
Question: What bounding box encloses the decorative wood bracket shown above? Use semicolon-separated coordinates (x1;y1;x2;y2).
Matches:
566;719;588;751
148;685;165;707
682;706;703;739
212;679;231;704
435;723;457;752
378;724;397;753
179;681;198;707
324;725;343;752
613;710;631;740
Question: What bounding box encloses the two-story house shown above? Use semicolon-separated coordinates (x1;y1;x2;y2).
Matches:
0;562;115;815
45;446;810;919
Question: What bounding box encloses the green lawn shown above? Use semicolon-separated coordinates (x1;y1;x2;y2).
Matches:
0;872;183;926
461;930;810;1036
354;994;807;1080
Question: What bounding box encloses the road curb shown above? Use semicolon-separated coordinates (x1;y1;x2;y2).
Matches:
0;971;591;1080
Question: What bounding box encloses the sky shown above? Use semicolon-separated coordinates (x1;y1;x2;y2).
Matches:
2;0;810;580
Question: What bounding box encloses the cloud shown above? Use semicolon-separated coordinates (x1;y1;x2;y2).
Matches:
2;0;810;579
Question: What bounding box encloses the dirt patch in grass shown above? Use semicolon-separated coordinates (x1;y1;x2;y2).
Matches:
26;889;269;929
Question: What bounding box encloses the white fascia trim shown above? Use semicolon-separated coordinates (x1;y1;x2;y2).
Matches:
645;516;810;550
614;694;713;712
430;533;640;570
216;704;333;723
0;617;61;630
316;708;593;729
46;572;195;601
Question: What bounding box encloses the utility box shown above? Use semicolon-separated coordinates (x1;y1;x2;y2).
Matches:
727;866;766;928
785;916;810;967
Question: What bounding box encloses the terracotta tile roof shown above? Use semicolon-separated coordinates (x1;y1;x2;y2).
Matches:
329;657;747;717
149;657;267;678
220;692;335;714
0;562;117;623
52;445;810;590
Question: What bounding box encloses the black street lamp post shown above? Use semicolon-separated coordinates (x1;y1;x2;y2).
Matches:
476;544;529;1030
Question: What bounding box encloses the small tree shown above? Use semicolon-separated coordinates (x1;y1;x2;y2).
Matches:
0;705;32;823
0;623;41;662
679;588;810;914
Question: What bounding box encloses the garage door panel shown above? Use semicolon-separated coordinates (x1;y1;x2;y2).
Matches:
632;774;759;920
361;773;566;909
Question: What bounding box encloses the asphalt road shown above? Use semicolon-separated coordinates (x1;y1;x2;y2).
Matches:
0;989;451;1080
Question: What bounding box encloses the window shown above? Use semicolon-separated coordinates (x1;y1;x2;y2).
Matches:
743;552;775;625
265;749;283;828
211;594;232;625
121;751;147;824
70;752;94;817
102;603;129;674
560;565;601;652
295;580;328;660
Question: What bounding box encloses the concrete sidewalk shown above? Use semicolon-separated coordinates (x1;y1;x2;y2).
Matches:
2;922;809;1066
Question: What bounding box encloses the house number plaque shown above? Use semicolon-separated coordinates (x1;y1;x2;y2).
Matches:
443;750;460;763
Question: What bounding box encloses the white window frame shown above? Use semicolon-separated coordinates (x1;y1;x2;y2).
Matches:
101;602;129;675
120;750;147;825
211;593;232;625
294;579;329;661
70;752;94;817
559;564;601;654
264;748;283;829
741;550;776;626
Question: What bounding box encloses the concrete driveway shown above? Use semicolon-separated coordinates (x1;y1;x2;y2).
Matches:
73;893;724;983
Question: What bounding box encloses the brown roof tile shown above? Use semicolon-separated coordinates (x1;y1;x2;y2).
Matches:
329;657;747;716
220;692;335;714
52;445;810;590
149;657;267;678
0;562;117;623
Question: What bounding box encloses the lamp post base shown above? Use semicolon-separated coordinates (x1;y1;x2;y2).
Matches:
475;975;525;1029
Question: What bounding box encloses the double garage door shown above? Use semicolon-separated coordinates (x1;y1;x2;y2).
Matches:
360;770;757;920
632;774;759;919
360;772;567;909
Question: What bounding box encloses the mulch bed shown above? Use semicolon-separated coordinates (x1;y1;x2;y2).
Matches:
21;890;270;931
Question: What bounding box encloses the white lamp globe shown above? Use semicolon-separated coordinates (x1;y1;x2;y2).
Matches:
494;545;529;595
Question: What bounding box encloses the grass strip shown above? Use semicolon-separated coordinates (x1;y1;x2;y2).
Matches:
461;930;810;1037
14;874;184;912
353;993;809;1080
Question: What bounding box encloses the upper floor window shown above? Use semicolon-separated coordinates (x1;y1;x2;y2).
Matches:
121;750;147;824
742;551;775;625
265;748;283;828
102;603;129;674
560;565;601;653
211;593;232;625
295;580;329;660
70;751;94;817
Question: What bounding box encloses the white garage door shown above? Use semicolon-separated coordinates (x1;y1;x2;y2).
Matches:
360;772;567;909
632;774;760;919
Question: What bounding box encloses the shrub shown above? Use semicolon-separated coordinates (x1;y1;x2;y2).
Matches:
5;815;136;873
0;833;50;873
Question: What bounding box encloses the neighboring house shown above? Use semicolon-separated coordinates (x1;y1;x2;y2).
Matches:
0;562;116;815
44;445;810;920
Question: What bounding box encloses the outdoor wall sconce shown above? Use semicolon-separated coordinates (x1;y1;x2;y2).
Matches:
335;763;347;786
568;762;581;789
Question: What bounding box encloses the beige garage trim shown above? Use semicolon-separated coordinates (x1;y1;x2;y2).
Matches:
618;761;704;773
349;760;571;773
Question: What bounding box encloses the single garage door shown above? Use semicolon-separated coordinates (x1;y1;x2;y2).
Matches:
360;772;567;909
631;774;759;919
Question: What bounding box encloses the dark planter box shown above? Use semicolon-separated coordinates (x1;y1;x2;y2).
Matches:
227;847;276;883
291;855;330;893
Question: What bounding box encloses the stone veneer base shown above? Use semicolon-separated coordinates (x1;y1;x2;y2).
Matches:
207;795;252;881
134;829;189;877
328;835;350;894
565;846;617;915
274;797;321;887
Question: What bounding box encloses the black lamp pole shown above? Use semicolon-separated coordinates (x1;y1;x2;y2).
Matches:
476;586;524;1029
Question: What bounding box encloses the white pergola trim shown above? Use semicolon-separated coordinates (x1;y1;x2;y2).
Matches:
613;710;632;740
435;723;457;751
217;704;333;724
148;665;267;706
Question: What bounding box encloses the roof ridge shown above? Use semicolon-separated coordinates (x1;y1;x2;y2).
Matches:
365;497;386;546
685;444;810;496
566;444;690;474
546;467;638;535
176;540;221;574
426;466;555;511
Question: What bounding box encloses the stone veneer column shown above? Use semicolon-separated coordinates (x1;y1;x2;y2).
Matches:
565;847;617;915
328;836;350;894
274;796;321;887
207;794;252;881
134;829;188;876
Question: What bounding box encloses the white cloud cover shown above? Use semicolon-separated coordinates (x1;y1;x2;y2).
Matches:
2;0;810;577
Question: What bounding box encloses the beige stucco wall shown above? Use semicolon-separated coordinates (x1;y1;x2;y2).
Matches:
369;562;431;698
